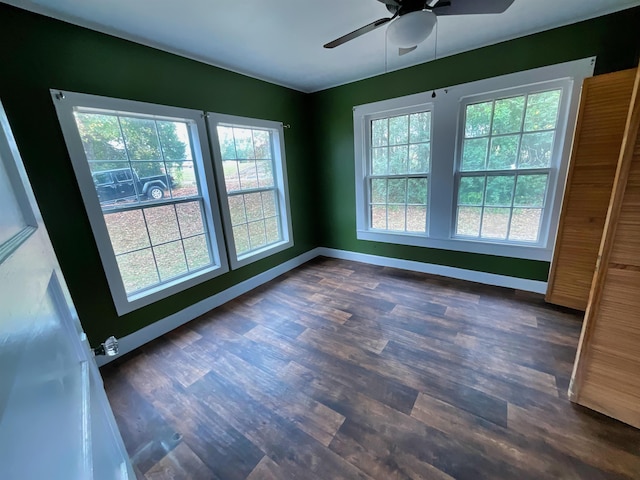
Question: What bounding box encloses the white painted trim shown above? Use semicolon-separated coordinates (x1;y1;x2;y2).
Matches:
96;247;320;366
98;245;547;365
317;247;547;294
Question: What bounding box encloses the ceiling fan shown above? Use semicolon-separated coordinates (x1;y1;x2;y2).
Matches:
324;0;515;55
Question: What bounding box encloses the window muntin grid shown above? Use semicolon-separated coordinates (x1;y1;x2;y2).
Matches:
73;109;214;295
455;89;561;243
217;125;283;256
368;111;431;234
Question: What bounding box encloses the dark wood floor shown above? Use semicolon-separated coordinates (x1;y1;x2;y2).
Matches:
102;257;640;479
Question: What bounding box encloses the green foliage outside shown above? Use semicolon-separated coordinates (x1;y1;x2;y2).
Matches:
74;112;190;183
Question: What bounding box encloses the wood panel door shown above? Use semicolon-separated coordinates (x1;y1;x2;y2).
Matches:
569;65;640;429
546;68;637;310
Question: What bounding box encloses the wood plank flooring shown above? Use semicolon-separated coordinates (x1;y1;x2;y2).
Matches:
101;257;640;479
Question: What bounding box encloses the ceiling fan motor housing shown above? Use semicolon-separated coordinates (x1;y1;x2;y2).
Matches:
387;10;437;48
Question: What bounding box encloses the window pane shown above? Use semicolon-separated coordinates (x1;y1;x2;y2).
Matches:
74;113;127;161
120;117;161;160
144;205;180;245
407;205;426;233
408;143;430;173
462;138;488;171
217;126;236;160
458;176;484;206
116;248;159;293
514;174;548;207
372;147;388;175
407;178;427;204
130;162;171;203
371;178;387;204
175;201;205;237
492;96;525;135
372;119;388;147
465;102;492;138
233;128;255;159
154;241;188;281
524;90;561;132
485;175;515;206
481;207;510;239
388;205;406;231
104;210;150;255
387;179;406;204
519;132;554;168
265;217;281;244
388;146;408;175
261;191;277;217
488;135;519;170
256;160;274;188
388;115;408;145
248;221;267;249
244;192;264;222
157;120;192;161
509;208;542;242
371;205;387;230
456;207;481;236
238;160;259;190
183;235;211;270
233;224;250;254
409;112;431;143
222;160;240;191
253;130;272;159
228;195;246;225
167;161;198;199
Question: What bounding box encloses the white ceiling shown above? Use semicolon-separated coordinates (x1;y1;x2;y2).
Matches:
4;0;640;92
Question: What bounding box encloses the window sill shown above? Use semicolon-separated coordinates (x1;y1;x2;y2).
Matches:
231;238;294;270
115;263;229;316
356;229;552;261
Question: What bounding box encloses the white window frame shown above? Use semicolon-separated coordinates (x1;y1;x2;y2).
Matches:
207;113;294;269
51;91;229;315
366;104;433;235
354;57;595;261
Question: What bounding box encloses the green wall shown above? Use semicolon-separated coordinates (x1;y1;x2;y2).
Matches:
1;4;639;345
0;4;319;344
311;7;640;282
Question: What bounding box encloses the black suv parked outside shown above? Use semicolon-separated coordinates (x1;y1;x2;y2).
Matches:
92;168;174;204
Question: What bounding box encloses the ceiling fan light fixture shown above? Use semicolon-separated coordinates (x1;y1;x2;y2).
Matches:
387;10;437;48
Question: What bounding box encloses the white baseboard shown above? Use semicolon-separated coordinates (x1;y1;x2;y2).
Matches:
98;246;546;366
317;247;548;294
97;247;321;366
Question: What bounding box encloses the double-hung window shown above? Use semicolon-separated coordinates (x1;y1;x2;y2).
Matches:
208;114;293;269
52;91;229;315
455;86;564;243
354;58;594;261
369;110;431;233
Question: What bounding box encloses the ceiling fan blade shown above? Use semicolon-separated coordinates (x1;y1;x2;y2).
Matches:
324;17;392;48
433;0;515;15
398;46;418;56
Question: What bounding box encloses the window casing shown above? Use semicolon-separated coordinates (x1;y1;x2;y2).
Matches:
354;58;595;261
208;114;293;269
52;91;229;315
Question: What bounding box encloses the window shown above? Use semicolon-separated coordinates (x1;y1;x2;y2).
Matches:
354;58;595;261
208;114;293;269
456;89;562;242
52;91;229;315
370;110;431;233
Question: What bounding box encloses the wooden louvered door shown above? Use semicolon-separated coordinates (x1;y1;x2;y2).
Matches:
569;65;640;429
546;68;637;310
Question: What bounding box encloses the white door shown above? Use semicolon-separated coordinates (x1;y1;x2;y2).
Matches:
0;102;134;479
